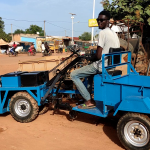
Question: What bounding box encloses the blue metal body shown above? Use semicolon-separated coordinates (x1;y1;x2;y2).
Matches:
1;51;150;118
0;77;48;114
72;51;150;117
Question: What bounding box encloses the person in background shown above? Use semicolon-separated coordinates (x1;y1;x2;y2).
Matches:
44;42;50;54
12;42;17;53
41;42;45;53
28;43;35;54
59;43;63;53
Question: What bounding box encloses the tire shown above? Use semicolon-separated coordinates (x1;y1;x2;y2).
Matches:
9;92;39;123
27;52;30;56
117;113;150;150
39;103;49;115
15;52;18;56
33;52;36;56
9;52;11;57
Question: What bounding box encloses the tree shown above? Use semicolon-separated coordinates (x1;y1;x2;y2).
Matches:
14;29;25;34
101;0;150;41
79;32;91;41
0;28;12;42
0;17;4;30
25;25;44;36
0;17;11;42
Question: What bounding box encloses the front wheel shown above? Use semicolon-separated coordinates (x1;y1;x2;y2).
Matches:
9;52;12;57
9;92;39;123
117;113;150;150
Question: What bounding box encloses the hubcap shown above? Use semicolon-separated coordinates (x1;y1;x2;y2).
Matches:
14;99;31;117
124;120;149;147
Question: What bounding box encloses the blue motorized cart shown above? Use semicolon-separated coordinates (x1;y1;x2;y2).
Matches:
0;48;150;150
55;49;150;150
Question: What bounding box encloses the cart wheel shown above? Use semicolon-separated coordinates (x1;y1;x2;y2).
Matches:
39;103;49;115
117;113;150;150
9;92;39;123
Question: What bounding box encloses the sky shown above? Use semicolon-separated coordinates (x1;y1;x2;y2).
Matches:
0;0;112;37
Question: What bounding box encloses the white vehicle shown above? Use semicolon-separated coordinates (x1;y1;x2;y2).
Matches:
14;46;23;53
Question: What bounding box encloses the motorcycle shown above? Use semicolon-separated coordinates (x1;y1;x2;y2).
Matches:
42;49;52;57
8;48;18;57
27;48;36;56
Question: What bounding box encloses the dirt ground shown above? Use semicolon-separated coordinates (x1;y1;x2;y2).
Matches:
0;53;125;150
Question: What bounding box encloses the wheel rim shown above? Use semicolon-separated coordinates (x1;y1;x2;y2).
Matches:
14;99;31;117
124;120;149;147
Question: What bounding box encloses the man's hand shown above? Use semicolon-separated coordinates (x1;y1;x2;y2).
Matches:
89;46;103;62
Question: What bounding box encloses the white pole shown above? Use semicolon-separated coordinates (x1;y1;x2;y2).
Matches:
91;0;95;45
72;17;73;43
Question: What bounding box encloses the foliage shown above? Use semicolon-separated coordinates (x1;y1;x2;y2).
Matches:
25;25;44;36
14;29;25;34
0;28;12;42
14;25;44;36
0;17;11;42
79;32;91;41
101;0;150;40
0;17;4;30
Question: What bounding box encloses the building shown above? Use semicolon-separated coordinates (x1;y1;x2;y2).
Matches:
0;39;8;53
13;34;40;49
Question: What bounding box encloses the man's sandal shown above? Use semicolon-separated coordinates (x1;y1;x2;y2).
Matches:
78;103;96;109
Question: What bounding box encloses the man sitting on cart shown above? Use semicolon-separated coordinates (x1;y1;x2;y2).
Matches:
71;10;120;109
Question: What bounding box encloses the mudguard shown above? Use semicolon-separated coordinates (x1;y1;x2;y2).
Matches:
113;96;150;116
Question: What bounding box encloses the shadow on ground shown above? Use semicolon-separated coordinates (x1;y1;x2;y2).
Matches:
49;108;124;149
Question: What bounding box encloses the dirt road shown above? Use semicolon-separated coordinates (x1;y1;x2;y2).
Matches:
0;53;124;150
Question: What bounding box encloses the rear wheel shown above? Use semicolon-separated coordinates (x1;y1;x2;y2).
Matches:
27;52;30;56
15;52;18;56
117;113;150;150
33;52;36;56
9;92;39;123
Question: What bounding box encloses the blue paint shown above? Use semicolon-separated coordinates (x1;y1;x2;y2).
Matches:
0;72;49;114
1;51;150;120
21;37;37;49
72;51;150;117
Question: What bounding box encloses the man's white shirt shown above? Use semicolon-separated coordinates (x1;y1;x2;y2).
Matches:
93;27;120;70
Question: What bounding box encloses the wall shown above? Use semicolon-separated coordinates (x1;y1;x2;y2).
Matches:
21;37;36;49
13;34;21;41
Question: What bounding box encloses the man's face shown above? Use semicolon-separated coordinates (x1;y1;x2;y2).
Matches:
97;15;108;29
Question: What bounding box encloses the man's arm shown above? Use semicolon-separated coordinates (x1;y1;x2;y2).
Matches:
89;46;103;62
